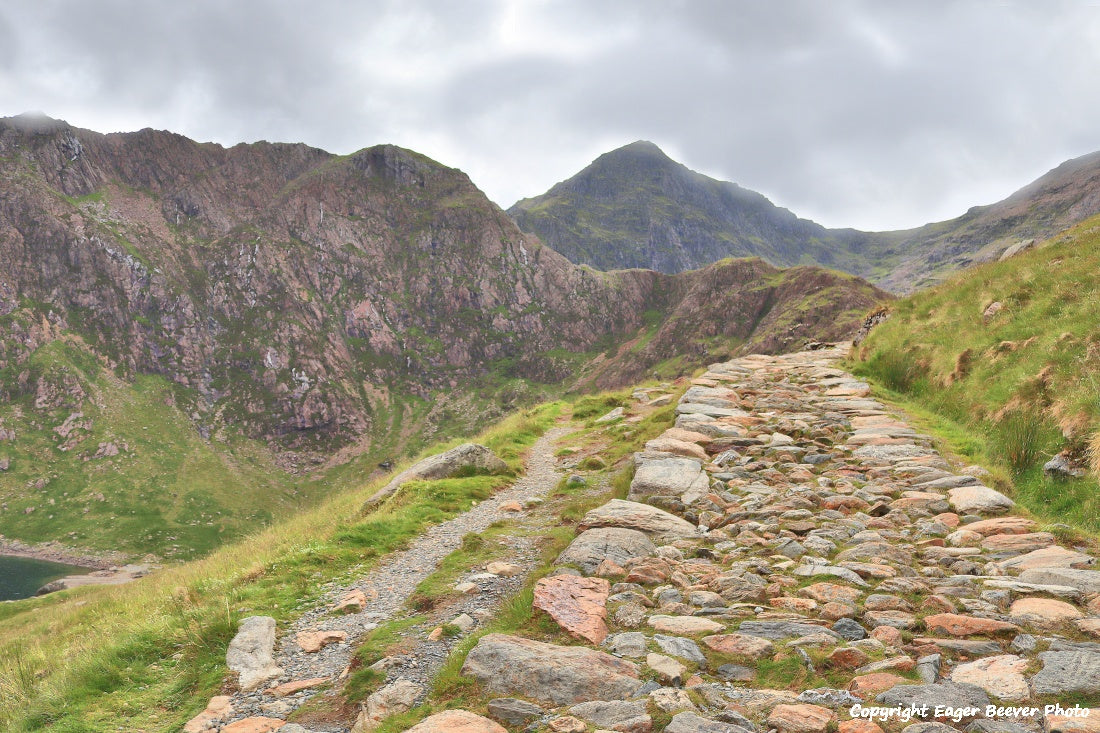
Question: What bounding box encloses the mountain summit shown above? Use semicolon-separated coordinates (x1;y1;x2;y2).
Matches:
511;142;1100;292
508;141;864;275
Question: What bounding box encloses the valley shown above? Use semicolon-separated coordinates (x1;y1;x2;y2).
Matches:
1;113;1100;731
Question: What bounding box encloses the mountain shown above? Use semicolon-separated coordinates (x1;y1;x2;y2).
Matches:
507;141;867;275
509;142;1100;292
0;114;887;557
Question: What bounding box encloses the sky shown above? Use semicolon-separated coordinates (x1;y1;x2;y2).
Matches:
2;0;1100;231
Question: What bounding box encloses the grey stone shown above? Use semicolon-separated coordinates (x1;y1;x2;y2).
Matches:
581;499;698;542
1010;634;1037;654
916;654;941;684
364;443;508;506
798;688;863;707
557;528;656;574
654;635;706;665
737;621;841;640
1030;650;1100;695
487;698;543;725
716;663;755;681
358;678;423;730
1018;568;1100;593
461;634;642;705
607;632;648;658
569;700;650;732
630;454;709;498
832;618;867;641
666;711;752;733
226;616;283;691
595;407;625;424
876;682;990;710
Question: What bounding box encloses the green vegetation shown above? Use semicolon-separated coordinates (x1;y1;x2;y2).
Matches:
850;213;1100;533
0;402;560;731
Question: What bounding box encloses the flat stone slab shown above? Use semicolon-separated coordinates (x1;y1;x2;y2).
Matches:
533;575;610;644
630;455;709;498
876;681;990;710
461;634;642;705
666;712;752;733
1018;568;1100;593
993;546;1096;573
949;655;1029;701
947;486;1014;514
1030;650;1100;695
557;528;656;574
402;710;507;733
580;499;697;542
736;621;841;640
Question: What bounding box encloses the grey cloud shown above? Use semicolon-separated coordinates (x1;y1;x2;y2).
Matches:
2;1;1100;230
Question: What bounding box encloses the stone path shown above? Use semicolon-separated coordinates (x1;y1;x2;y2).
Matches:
206;426;576;732
206;345;1100;733
455;346;1100;733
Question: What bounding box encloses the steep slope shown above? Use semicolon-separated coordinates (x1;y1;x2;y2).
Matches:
0;114;888;556
509;142;1100;292
873;150;1100;291
851;212;1100;526
508;141;866;275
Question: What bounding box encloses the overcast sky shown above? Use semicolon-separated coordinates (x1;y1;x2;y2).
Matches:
2;1;1099;230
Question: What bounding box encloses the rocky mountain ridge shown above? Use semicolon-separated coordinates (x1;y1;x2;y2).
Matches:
509;141;1100;292
0;114;886;555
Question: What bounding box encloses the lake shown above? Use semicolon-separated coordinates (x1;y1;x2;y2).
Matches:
0;555;91;601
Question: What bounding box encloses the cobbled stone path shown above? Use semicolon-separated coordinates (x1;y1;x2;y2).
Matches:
203;346;1100;733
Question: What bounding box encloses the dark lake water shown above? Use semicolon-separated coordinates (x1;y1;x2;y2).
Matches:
0;555;91;601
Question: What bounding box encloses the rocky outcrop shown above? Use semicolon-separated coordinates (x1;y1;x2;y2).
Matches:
0;115;887;471
364;444;509;507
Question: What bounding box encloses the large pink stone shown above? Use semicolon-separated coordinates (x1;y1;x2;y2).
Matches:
533;575;610;644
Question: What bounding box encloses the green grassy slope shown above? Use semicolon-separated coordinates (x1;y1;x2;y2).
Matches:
0;400;563;731
850;213;1100;531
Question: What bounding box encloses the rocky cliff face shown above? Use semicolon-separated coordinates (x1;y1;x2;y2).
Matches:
0;115;887;464
509;141;1100;293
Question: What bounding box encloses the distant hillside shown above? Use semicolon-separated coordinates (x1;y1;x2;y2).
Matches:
0;115;887;557
508;141;868;275
851;212;1100;526
510;142;1100;293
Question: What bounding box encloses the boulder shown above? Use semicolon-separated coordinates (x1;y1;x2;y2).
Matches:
629;455;709;499
1009;597;1084;629
353;678;424;732
922;613;1018;637
226;616;283;692
461;634;642;705
947;486;1014;514
580;500;697;542
364;444;508;507
402;710;507;733
533;575;610;644
557;528;656;574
